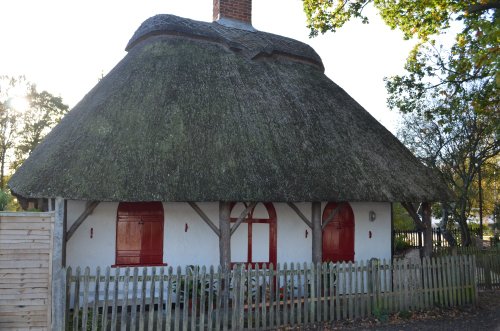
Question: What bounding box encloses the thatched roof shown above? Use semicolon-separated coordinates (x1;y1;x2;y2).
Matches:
9;14;451;203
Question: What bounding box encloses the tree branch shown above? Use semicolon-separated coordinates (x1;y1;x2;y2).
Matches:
401;202;426;231
467;1;500;14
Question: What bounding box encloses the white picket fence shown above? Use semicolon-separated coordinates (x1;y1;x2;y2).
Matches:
65;255;478;330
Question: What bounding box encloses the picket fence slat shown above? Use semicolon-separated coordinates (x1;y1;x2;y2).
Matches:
131;267;139;331
111;267;120;330
206;266;214;331
174;266;181;331
73;267;81;331
90;266;100;331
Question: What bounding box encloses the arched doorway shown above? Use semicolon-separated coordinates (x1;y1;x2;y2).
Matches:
115;202;164;266
322;202;355;263
230;202;277;267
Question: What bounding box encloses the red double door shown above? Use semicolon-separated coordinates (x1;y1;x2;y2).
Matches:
322;202;355;263
115;202;164;266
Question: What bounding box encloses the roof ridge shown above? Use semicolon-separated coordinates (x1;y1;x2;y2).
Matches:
126;14;324;71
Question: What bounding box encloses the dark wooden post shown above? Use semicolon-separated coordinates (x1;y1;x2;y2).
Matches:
311;201;322;264
62;200;67;267
219;201;231;268
391;203;394;256
437;227;442;247
421;202;433;257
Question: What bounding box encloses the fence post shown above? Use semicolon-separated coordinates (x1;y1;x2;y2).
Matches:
437;228;442;248
483;255;492;290
51;197;66;331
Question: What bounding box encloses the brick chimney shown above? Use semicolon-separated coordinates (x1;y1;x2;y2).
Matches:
213;0;252;25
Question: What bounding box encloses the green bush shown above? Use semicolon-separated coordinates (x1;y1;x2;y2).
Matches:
394;236;412;251
0;190;11;211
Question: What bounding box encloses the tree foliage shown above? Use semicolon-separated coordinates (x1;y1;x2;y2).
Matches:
0;76;28;188
303;0;499;118
304;0;499;246
12;85;68;169
398;101;499;245
393;202;416;231
0;76;68;186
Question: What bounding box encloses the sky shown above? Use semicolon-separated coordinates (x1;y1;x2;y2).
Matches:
0;0;416;133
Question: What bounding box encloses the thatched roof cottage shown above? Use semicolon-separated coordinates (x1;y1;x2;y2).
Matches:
10;1;449;271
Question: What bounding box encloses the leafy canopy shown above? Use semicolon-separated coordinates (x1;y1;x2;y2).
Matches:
303;0;499;118
304;0;499;245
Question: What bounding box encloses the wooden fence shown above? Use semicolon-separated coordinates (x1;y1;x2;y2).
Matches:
394;227;481;249
434;246;500;290
0;212;54;330
66;255;477;330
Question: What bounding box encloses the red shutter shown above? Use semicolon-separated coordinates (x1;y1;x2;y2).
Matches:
116;202;164;266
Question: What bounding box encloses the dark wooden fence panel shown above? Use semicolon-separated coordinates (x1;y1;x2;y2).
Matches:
394;227;482;249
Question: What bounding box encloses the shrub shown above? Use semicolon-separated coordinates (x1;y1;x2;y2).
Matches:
394;236;412;251
0;190;11;211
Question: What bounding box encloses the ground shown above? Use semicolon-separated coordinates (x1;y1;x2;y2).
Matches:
299;290;500;331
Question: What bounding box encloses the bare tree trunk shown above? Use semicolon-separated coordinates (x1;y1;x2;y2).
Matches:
458;197;471;246
401;202;433;257
439;202;457;246
421;202;433;257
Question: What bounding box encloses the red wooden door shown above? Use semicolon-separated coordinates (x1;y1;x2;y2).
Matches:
116;202;164;266
322;202;355;263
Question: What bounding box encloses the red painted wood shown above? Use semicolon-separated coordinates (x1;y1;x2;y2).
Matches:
230;202;277;268
116;202;164;266
322;202;355;263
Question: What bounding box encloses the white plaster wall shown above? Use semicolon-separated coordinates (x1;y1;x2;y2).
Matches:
66;200;118;270
349;202;392;263
65;201;391;269
163;202;219;267
275;203;312;264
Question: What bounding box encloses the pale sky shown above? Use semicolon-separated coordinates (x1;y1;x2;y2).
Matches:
0;0;415;133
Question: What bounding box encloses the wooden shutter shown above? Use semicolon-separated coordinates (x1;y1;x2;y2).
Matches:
116;202;164;266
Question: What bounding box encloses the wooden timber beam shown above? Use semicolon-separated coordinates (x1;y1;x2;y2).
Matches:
62;200;67;267
321;203;343;230
287;202;313;229
188;202;221;237
230;202;257;235
66;201;100;242
311;202;322;265
219;201;232;268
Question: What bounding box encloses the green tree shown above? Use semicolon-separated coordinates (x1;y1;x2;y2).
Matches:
12;84;68;169
0;189;11;211
398;96;499;246
0;76;28;188
303;1;499;247
393;202;415;231
303;1;499;118
0;76;69;180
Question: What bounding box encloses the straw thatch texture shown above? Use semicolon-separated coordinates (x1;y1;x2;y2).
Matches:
9;15;450;202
